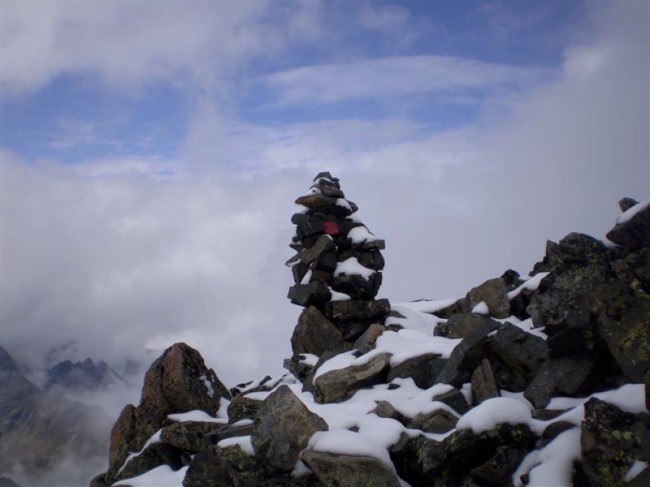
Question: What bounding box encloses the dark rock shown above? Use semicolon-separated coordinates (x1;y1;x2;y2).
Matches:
160;421;220;453
353;324;386;354
619;197;640;212
283;355;315;383
391;435;446;486
485;322;548;391
373;400;410;425
431;299;465;319
299;235;335;265
432;388;470;415
325;298;391;322
291;261;309;285
336;320;374;341
435;321;500;387
291;306;346;357
469;446;528;485
471;359;499;405
45;357;122;391
338;249;385;271
524;357;597;408
541;422;577;443
288;281;332;307
331;272;382;300
596;280;650;383
581;398;650;486
114;442;185;483
500;269;523;290
227;396;262;424
0;478;22;487
301;450;401;487
313;353;392;403
295;194;338;210
408;409;458;433
607;201;649;251
532;232;610;275
0;347;19;373
387;353;446;389
251;385;328;470
182;445;232;487
204;422;255;446
467;277;511;318
434;313;500;339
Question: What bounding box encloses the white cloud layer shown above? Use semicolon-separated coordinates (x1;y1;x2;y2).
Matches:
0;1;648;402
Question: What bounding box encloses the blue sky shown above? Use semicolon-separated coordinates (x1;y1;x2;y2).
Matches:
1;1;648;390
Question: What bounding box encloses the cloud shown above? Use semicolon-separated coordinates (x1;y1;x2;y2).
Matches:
261;55;548;107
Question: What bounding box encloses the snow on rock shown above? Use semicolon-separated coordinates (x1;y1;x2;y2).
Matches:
513;428;581;487
507;272;550;299
625;461;649;482
393;298;457;314
471;301;489;315
456;397;533;433
328;287;351;301
386;304;444;334
334;257;376;280
347;225;379;244
616;197;650;224
114;465;188;487
309;429;394;468
167;409;224;423
217;435;255;454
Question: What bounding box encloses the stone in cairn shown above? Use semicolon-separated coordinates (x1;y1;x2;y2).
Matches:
286;172;390;357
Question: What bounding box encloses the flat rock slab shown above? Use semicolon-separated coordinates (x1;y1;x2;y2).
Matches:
301;450;401;487
325;299;391;322
314;353;391;403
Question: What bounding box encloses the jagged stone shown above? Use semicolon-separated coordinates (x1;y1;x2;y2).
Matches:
204;422;255;446
435;320;500;387
353;324;386;354
432;388;470;415
466;277;511;318
581;398;650;486
325;298;391;322
373;400;410;425
471;359;499;405
160;421;220;453
283;355;315;383
408;409;458;434
227;396;262;424
288;281;332;307
313;353;392;403
469;446;528;485
114;442;185;483
434;313;500;339
301;450;401;487
331;272;382;300
251;385;328;470
387;353;445;389
524;357;597;408
299;235;335;265
619;197;640;212
290;306;346;357
606;201;650;251
484;322;548;391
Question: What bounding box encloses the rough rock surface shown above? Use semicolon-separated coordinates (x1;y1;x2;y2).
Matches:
251;385;328;470
302;450;401;486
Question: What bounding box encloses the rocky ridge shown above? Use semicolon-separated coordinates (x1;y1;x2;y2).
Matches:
91;180;649;487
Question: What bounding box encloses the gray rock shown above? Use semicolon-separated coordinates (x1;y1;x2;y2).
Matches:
619;197;639;212
606;201;650;251
251;385;328;470
325;299;391;322
314;353;392;403
466;277;510;318
353;324;386;354
435;321;500;387
331;272;382;300
338;249;385;271
432;388;470;415
291;306;346;357
434;313;500;339
408;409;458;433
114;442;185;483
470;446;528;485
471;359;499;405
299;235;335;265
581;398;650;486
204;422;255;446
301;450;401;487
227;395;262;423
288;281;332;307
160;421;220;453
524;357;596;408
373;400;409;425
387;353;446;389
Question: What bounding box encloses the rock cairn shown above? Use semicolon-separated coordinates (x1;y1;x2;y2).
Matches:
285;172;390;360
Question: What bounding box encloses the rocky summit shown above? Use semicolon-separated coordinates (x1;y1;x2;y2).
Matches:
90;180;649;487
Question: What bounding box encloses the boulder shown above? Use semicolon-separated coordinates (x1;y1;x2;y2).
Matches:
160;421;220;453
313;353;391;403
325;299;391;322
606;201;650;251
301;450;401;487
387;353;445;390
581;398;650;486
524;357;597;408
251;385;328;470
372;400;410;425
466;277;511;318
431;388;470;415
434;313;500;339
227;395;263;424
471;359;499;405
290;306;346;357
288;281;332;307
408;409;458;434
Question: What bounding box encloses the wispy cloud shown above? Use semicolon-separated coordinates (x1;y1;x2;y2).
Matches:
261;55;549;107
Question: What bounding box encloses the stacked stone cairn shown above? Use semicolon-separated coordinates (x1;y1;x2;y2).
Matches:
285;172;390;368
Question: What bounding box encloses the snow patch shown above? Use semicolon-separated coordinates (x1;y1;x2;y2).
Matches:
167;409;224;423
507;272;550;300
347;226;379;244
456;397;532;433
625;460;648;482
328;287;351;301
471;301;489;314
114;465;188;486
217;435;255;454
334;257;376;280
616;198;650;224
